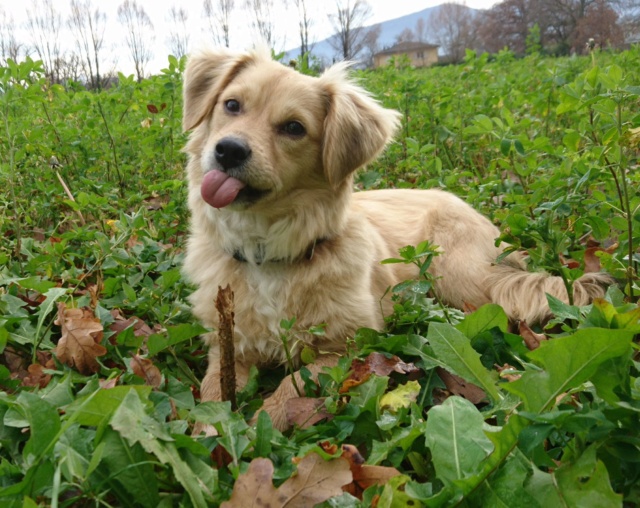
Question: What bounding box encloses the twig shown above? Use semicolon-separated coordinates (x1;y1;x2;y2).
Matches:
55;170;86;226
215;285;237;410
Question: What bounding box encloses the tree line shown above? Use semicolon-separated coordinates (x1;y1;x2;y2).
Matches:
1;0;639;88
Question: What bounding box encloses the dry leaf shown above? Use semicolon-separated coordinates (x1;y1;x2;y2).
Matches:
221;453;352;508
340;352;419;393
54;303;106;374
23;362;53;388
286;397;333;428
437;368;487;404
341;444;402;498
519;321;548;350
109;311;154;345
131;354;162;388
584;243;618;273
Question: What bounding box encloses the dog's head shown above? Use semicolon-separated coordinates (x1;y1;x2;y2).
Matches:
183;47;401;211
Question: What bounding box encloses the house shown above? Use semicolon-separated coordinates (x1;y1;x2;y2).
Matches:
373;41;439;68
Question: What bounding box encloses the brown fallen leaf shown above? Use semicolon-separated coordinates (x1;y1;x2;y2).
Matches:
109;310;154;345
286;397;333;428
519;321;548;351
23;361;54;389
340;352;419;393
341;444;402;499
584;243;618;273
54;303;106;375
131;354;162;388
221;453;352;508
437;368;487;405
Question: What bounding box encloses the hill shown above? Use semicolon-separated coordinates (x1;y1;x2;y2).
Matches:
286;5;476;64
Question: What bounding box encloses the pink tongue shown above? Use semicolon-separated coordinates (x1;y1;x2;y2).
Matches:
201;170;246;208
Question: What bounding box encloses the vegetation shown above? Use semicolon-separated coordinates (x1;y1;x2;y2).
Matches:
0;46;639;506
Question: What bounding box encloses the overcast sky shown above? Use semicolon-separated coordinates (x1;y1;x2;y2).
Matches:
3;0;498;74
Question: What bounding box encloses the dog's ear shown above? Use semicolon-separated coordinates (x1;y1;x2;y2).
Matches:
320;65;401;187
183;49;258;132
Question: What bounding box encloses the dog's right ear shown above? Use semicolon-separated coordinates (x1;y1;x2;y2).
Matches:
182;49;250;132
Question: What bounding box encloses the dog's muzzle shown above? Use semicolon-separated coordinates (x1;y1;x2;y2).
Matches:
215;137;252;171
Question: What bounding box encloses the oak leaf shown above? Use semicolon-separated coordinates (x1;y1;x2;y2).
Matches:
437;367;487;405
340;352;419;393
286;397;332;429
341;444;402;498
519;321;548;351
221;453;352;508
54;303;106;374
131;354;162;388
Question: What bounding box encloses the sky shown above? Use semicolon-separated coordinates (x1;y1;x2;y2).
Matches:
1;0;498;75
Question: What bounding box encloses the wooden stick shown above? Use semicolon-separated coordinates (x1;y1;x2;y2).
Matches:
215;285;237;410
56;170;86;226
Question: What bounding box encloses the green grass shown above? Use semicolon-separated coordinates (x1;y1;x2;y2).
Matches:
0;48;639;506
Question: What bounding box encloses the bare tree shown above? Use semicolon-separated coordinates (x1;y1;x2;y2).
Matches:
613;0;640;40
328;0;374;61
117;0;154;81
360;23;381;67
476;0;539;54
203;0;235;47
291;0;313;57
68;0;106;90
395;27;416;44
573;0;624;50
0;8;24;64
167;6;189;58
26;0;63;82
245;0;277;46
428;2;477;62
415;18;428;42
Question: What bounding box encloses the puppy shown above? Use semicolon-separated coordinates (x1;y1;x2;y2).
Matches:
182;47;609;430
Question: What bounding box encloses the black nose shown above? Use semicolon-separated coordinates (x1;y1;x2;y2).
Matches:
214;137;251;170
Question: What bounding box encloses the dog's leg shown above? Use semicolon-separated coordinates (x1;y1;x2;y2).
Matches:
257;355;340;431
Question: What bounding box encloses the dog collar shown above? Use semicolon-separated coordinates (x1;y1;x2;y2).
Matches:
232;238;325;265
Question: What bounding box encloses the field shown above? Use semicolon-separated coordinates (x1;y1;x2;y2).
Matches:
0;48;639;506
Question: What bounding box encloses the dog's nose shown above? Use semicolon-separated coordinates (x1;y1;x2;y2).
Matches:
214;137;252;170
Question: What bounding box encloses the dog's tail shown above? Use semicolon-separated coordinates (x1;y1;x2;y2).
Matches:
485;265;612;324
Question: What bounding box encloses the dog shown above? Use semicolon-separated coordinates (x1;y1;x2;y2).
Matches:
182;47;609;430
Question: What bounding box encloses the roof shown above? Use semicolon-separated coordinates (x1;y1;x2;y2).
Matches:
374;41;439;57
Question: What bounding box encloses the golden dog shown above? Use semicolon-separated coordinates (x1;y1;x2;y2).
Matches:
182;47;609;430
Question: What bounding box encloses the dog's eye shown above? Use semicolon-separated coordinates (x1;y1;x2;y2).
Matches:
281;121;306;137
224;99;241;113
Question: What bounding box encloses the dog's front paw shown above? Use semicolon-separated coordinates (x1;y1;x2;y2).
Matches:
252;396;289;431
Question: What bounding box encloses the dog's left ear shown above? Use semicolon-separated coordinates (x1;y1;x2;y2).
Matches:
320;66;401;187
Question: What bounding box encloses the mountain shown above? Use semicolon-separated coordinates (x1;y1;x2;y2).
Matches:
286;6;443;65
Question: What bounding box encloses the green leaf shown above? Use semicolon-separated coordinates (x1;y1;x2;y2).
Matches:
98;428;160;508
503;328;633;413
18;392;61;461
456;304;508;341
424;396;494;485
110;389;210;508
427;323;501;402
66;385;152;429
147;323;208;355
254;410;273;458
554;445;622;507
349;375;388;415
35;287;68;346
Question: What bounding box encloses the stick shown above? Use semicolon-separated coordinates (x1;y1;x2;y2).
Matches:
56;170;86;226
215;285;237;410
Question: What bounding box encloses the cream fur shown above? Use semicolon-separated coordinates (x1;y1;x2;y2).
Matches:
182;48;610;430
